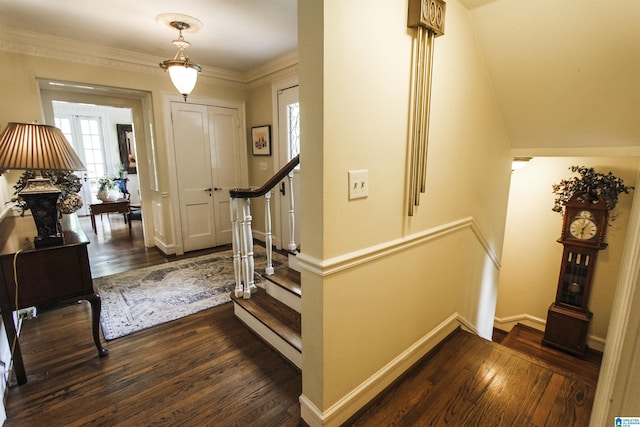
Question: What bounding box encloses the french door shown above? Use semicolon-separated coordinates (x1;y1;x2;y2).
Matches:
54;115;108;215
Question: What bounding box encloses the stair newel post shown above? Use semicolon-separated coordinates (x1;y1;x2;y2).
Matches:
287;171;297;252
230;196;243;298
240;198;256;299
264;190;275;276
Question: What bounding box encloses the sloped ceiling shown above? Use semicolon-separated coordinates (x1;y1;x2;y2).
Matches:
463;0;640;150
0;0;638;151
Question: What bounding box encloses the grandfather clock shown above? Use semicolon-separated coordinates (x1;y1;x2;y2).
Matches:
542;192;609;358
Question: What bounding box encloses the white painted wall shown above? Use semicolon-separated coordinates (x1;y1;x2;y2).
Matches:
298;0;512;424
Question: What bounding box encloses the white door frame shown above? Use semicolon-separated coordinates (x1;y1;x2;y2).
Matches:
162;93;248;256
271;76;299;249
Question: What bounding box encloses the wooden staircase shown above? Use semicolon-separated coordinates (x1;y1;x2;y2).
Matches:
230;255;302;369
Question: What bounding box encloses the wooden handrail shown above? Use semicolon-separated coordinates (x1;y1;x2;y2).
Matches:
230;155;300;198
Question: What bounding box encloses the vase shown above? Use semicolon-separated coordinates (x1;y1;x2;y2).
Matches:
97;190;117;202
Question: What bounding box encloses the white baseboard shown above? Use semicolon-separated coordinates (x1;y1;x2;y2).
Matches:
493;314;546;332
300;313;465;427
153;236;174;255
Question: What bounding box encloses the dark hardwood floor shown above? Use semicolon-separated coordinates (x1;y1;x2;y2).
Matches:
83;213;230;278
3;215;600;426
346;328;598;427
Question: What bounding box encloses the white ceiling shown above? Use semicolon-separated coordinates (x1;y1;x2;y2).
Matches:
0;0;298;73
1;0;639;152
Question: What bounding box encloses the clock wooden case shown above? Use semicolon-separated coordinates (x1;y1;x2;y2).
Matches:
542;192;608;358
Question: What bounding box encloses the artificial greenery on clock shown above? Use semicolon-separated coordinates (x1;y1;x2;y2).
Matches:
552;165;634;219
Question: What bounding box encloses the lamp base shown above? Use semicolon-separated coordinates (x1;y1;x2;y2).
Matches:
19;178;63;248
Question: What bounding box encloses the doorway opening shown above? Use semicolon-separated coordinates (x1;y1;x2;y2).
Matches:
52;102;139;215
38;79;156;248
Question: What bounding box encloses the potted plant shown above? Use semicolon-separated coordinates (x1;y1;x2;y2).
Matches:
552;165;634;219
12;170;84;216
97;176;118;202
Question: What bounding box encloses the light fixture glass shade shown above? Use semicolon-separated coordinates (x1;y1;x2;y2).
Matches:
0;122;86;171
168;62;199;98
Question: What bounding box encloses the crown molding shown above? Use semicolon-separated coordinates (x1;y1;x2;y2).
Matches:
0;24;298;89
245;51;299;88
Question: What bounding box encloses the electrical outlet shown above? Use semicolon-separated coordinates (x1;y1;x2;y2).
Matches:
348;169;368;200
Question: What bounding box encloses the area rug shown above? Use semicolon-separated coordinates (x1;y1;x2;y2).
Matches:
96;245;287;340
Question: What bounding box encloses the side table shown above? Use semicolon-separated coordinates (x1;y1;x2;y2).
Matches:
0;214;108;385
89;199;130;233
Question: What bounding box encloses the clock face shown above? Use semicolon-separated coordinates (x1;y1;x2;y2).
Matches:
569;217;598;240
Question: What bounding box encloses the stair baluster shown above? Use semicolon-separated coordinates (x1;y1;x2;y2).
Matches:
264;190;275;275
287;171;297;252
240;198;256;299
230;197;243;298
229;154;300;300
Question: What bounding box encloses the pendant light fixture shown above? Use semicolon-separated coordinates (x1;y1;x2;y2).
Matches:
158;14;202;101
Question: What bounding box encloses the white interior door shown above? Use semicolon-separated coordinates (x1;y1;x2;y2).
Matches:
208;106;239;244
277;86;300;250
171;102;217;252
171;102;241;252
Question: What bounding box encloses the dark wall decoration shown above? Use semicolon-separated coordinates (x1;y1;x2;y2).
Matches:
117;124;137;174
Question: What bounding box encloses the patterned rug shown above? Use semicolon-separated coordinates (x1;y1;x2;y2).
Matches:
96;245;287;340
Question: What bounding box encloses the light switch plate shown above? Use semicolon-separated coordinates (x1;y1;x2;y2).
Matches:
348;170;368;200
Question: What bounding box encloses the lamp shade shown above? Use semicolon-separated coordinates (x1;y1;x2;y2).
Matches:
0;122;85;171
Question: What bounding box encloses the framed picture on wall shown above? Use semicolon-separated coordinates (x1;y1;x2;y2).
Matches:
117;124;137;174
251;125;271;156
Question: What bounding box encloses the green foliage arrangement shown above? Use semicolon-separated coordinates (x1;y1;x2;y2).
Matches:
97;175;117;192
552;166;634;217
12;170;84;216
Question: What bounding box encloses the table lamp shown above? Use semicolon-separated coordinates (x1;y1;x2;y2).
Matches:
0;122;86;247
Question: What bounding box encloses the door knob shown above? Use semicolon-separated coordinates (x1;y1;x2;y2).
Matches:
204;188;212;192
280;182;286;196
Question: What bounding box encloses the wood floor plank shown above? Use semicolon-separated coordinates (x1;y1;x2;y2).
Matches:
5;302;301;426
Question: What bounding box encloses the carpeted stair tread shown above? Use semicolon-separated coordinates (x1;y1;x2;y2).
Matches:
267;268;301;297
231;288;301;352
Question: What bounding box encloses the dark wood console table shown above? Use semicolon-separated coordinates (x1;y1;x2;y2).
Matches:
0;214;108;385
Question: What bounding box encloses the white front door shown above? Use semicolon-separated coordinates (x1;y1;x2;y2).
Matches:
277;86;300;250
171;102;240;252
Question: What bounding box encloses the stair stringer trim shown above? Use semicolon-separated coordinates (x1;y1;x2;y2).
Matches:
232;301;302;369
299;312;472;427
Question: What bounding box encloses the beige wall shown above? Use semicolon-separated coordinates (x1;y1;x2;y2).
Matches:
247;82;276;186
244;81;276;236
0;49;248;248
299;0;512;422
496;157;640;350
